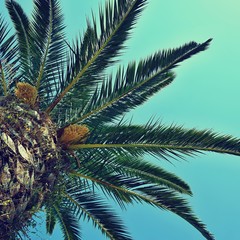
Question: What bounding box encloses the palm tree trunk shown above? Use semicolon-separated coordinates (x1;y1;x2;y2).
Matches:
0;95;60;239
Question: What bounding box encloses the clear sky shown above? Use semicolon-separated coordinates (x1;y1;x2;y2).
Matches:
1;0;240;239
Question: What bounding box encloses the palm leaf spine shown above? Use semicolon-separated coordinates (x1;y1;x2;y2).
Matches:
67;143;240;156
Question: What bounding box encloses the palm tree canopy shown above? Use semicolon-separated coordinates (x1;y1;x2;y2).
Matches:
0;0;239;240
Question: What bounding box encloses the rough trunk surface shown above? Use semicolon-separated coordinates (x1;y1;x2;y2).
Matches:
0;95;60;239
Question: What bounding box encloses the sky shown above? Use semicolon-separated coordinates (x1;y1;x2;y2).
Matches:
1;0;240;239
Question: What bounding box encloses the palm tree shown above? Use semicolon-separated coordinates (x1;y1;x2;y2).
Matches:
0;0;239;239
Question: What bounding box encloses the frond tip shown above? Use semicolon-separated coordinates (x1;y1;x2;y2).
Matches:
15;82;38;106
58;124;90;145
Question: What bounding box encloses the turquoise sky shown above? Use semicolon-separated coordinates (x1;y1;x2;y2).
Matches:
1;0;240;239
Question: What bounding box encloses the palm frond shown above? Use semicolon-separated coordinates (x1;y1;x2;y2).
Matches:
71;148;192;195
65;150;136;208
107;154;192;195
61;39;211;126
52;203;81;240
31;0;65;107
68;123;240;158
63;189;133;240
0;15;17;95
6;0;32;81
46;207;57;235
66;151;189;214
69;171;214;240
46;0;147;114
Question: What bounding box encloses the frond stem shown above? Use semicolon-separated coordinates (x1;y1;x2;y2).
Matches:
67;143;240;156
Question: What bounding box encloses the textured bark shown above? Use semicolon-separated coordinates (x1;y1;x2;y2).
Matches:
0;95;60;239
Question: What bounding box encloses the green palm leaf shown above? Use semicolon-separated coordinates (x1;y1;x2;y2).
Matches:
70;171;214;240
31;0;65;107
0;14;19;95
106;155;192;195
6;0;65;106
46;207;57;235
65;151;136;208
52;203;81;240
6;0;32;81
62;39;211;126
64;189;133;240
72;149;192;195
68;123;240;158
46;0;147;114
